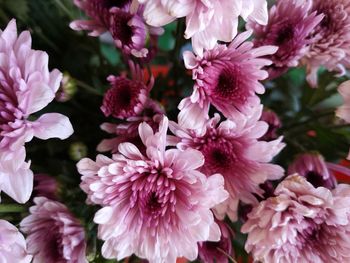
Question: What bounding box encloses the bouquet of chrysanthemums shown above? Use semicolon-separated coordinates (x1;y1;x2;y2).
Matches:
1;0;350;262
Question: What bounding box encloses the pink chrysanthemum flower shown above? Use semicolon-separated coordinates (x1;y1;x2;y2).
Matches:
0;20;73;203
198;220;234;263
242;174;350;263
77;116;228;262
70;0;131;36
20;197;87;263
302;0;350;87
71;1;162;58
247;0;323;79
98;99;163;153
181;31;277;128
169;105;285;221
139;0;268;55
260;109;281;141
0;219;32;263
101;62;154;119
288;153;337;189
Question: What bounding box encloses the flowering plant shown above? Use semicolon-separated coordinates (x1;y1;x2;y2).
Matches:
1;0;350;262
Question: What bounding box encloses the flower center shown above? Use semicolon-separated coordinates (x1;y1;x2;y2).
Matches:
275;24;294;45
110;10;134;46
201;139;237;173
212;64;251;106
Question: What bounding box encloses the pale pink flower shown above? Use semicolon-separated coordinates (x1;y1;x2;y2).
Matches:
181;31;277;128
337;80;350;159
0;219;32;263
101;62;154;119
242;174;350;263
288;153;337;189
198;220;234;263
77;116;228;262
248;0;323;79
139;0;268;55
169;105;285;221
20;197;87;263
302;0;350;87
0;20;73;203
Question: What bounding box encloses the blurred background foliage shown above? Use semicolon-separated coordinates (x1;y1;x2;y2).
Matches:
0;0;349;262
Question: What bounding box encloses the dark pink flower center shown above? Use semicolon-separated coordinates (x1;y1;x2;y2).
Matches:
214;65;249;103
201;138;238;173
110;10;134;46
275;24;294;45
101;77;145;118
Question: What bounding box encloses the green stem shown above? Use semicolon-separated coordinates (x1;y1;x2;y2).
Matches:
0;204;26;213
75;79;103;96
53;0;75;19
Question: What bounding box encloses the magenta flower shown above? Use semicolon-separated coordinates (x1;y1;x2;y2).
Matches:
260;109;281;141
101;62;154;119
70;0;131;36
288;153;337;189
169;105;285;221
71;1;162;58
20;197;87;263
302;0;350;87
0;20;73;203
242;174;350;263
77;116;228;262
248;0;323;79
198;220;234;263
181;31;277;128
0;219;32;263
139;0;268;55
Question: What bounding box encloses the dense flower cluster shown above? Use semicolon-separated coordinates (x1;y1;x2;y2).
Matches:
1;0;350;262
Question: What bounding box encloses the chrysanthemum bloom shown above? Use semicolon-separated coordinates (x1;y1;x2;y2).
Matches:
337;80;350;158
242;174;350;263
260;109;281;141
181;31;277;128
70;0;131;36
0;20;73;203
288;153;337;189
20;197;87;263
77;116;228;262
198;220;234;263
139;0;268;55
98;99;163;153
302;0;350;87
169;105;285;221
0;219;32;263
101;62;154;119
71;1;162;57
247;0;323;79
33;174;59;200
